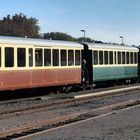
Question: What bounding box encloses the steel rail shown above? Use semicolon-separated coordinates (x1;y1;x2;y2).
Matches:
1;99;140;139
0;85;140;116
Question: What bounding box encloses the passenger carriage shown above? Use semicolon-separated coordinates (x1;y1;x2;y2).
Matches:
82;43;139;85
0;36;139;92
0;36;83;91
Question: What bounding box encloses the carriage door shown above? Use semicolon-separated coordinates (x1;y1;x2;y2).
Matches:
82;47;93;84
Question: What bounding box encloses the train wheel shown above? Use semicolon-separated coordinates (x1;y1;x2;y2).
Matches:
53;87;62;94
62;86;72;94
62;86;68;93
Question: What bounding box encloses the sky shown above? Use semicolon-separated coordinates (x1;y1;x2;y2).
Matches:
0;0;140;45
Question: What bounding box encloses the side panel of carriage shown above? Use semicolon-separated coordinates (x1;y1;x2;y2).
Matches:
0;38;83;91
81;43;139;84
93;66;138;82
92;46;138;83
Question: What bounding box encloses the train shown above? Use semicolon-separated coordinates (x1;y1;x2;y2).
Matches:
0;36;139;93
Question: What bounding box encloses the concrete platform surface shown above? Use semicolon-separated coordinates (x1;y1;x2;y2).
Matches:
15;105;140;140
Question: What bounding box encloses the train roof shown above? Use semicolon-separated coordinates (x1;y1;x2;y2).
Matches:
84;43;139;51
0;36;83;48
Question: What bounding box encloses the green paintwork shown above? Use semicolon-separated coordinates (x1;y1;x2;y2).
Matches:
93;66;138;82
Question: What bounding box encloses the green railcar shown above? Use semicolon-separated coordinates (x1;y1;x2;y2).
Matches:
82;43;139;85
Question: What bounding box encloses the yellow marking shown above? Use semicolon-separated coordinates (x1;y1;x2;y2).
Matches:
93;64;137;67
0;44;82;70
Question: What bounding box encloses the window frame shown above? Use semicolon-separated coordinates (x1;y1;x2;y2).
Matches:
104;51;108;65
35;48;43;67
53;49;59;66
29;48;33;67
134;52;138;64
17;48;26;67
130;52;134;64
44;48;51;66
118;51;121;64
99;51;103;65
109;51;113;65
60;49;67;66
68;50;74;66
75;50;81;66
122;51;125;64
126;52;129;64
5;47;14;67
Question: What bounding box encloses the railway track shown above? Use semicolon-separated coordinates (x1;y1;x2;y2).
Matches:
0;85;139;139
14;103;140;140
0;84;140;116
2;99;140;139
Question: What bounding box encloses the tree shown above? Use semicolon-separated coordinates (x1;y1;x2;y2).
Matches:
77;37;94;43
43;32;77;41
0;13;40;38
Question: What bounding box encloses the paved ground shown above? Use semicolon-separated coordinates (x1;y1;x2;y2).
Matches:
15;104;140;140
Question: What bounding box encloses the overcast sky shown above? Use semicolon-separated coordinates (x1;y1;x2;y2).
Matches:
0;0;140;45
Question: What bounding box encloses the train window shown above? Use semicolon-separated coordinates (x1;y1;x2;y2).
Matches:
29;48;33;67
35;48;43;66
126;52;129;64
68;50;74;66
109;51;113;64
99;51;103;65
5;47;14;67
17;48;26;67
75;50;80;65
104;51;108;64
53;49;59;66
93;51;98;65
61;50;67;66
122;52;125;64
130;52;133;64
0;48;1;67
114;52;117;64
134;52;138;64
44;49;51;66
118;52;121;64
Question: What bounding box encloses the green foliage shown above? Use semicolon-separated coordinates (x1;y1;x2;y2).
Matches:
43;32;104;43
0;13;105;44
0;13;40;38
77;37;94;43
43;32;77;41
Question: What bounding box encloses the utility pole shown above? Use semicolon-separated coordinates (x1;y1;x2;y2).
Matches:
120;36;124;45
81;29;86;42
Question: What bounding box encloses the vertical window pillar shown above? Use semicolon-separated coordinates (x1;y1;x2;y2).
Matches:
42;49;44;66
15;47;17;67
26;48;29;67
1;47;4;68
33;48;35;67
